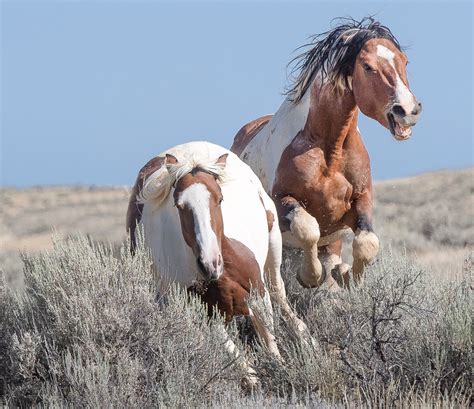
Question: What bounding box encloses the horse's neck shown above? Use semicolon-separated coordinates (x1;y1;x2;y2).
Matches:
304;82;359;171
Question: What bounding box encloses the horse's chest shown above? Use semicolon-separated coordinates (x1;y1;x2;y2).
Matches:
274;145;353;231
305;174;353;231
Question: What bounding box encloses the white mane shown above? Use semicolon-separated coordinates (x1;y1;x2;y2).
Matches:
138;149;229;207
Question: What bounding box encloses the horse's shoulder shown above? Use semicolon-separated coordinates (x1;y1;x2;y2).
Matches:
126;156;166;250
231;114;273;156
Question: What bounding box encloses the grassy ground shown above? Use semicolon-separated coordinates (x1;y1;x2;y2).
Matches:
1;168;472;406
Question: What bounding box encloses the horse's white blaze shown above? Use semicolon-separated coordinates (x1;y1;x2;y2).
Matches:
240;87;312;193
395;75;416;113
377;44;416;113
177;183;221;273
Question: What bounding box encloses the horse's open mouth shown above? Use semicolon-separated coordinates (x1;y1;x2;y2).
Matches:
387;113;412;141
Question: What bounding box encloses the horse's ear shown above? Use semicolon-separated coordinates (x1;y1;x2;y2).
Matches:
215;153;228;169
165;154;178;171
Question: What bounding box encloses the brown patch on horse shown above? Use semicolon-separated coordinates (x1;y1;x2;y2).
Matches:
265;210;274;232
188;237;264;321
257;193;275;233
126;156;165;252
231;114;273;156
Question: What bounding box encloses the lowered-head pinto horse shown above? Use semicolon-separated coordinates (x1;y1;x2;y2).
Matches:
231;18;422;290
127;141;309;385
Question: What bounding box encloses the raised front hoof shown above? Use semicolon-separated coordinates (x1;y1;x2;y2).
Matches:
353;231;380;266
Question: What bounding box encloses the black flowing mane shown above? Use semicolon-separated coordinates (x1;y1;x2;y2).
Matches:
286;17;402;103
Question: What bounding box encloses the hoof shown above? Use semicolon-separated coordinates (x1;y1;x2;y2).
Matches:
297;259;324;288
353;231;380;263
331;263;352;289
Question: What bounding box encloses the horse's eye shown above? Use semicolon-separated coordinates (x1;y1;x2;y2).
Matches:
363;63;374;72
219;197;223;205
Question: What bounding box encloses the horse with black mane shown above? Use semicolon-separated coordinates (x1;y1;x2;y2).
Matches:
232;17;422;289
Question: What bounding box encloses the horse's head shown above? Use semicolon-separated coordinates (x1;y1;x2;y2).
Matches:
288;18;422;141
352;38;422;141
168;153;228;281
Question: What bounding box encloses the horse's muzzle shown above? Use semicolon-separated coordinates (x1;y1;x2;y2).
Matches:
387;100;422;140
197;254;223;281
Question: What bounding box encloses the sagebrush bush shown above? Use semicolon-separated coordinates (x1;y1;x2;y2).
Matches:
0;236;254;407
0;236;471;407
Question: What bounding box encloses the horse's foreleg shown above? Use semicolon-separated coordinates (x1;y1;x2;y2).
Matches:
277;195;323;288
248;299;281;360
344;194;380;284
217;323;259;388
352;229;379;283
264;213;311;337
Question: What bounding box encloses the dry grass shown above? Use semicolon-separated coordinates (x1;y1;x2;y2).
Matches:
1;235;471;406
0;167;472;406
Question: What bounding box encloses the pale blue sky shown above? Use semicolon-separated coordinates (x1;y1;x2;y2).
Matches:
1;1;472;187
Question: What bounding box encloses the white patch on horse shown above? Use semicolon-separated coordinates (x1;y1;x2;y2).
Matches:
395;75;416;112
177;183;219;264
376;44;395;63
376;45;416;112
240;87;312;193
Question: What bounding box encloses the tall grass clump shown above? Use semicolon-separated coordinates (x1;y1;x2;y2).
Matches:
1;236;471;407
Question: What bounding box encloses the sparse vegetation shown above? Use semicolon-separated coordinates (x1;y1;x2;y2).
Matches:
1;168;472;406
1;234;471;406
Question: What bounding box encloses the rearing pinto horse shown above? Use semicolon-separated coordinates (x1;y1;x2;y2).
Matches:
232;18;422;289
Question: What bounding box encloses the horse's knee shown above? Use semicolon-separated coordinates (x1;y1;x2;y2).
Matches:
286;206;324;288
352;230;379;276
287;205;320;245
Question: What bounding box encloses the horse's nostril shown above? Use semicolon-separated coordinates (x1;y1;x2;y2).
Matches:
392;104;406;117
411;102;422;115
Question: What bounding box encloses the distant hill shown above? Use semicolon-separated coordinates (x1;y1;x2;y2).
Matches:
1;168;472;277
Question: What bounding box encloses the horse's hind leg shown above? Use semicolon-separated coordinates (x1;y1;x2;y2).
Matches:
277;195;323;288
319;240;351;290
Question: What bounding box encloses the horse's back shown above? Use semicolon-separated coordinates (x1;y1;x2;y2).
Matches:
231;115;273;156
